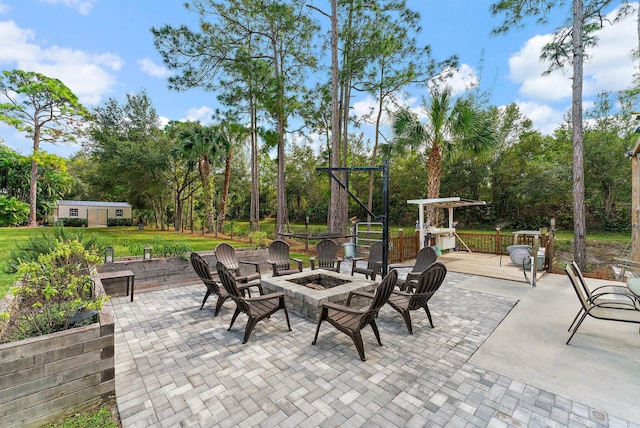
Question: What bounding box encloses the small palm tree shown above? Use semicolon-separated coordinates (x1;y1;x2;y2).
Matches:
177;122;228;233
391;85;495;225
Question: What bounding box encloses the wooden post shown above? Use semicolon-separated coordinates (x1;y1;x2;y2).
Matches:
495;228;501;255
398;229;404;262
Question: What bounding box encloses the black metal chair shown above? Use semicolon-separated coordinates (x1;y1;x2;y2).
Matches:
564;264;640;345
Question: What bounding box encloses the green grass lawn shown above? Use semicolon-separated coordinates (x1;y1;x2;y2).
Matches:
0;224;630;299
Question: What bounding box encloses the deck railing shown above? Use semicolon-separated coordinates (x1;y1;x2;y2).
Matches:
386;230;554;270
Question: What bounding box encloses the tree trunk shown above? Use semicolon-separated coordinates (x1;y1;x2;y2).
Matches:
28;129;40;227
250;89;260;232
328;0;341;234
426;142;443;226
218;149;232;233
572;0;587;269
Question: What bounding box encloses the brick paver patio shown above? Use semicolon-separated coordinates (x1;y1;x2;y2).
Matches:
111;271;637;427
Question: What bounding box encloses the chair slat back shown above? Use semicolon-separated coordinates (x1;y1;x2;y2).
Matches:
410;262;447;309
215;242;240;272
216;262;250;313
317;239;339;268
367;241;384;270
360;269;398;327
269;240;292;270
565;264;591;311
411;247;438;274
190;252;221;292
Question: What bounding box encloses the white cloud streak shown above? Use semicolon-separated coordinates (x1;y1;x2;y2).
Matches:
38;0;96;16
0;20;122;105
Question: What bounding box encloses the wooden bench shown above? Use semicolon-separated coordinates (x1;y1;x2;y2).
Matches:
99;270;135;302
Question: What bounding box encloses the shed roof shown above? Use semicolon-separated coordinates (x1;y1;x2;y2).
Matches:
58;200;131;207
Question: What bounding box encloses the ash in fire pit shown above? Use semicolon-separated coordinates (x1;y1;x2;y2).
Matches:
287;273;351;290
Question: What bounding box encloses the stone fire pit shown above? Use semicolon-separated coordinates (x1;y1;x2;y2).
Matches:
262;270;376;322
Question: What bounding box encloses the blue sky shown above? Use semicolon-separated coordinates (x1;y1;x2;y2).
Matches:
0;0;637;158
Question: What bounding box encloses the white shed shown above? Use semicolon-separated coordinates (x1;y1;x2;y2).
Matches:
54;200;132;227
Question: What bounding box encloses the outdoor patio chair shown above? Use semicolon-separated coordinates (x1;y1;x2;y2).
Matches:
403;246;438;291
266;240;303;276
189;252;262;315
216;262;292;344
567;260;639;332
214;242;262;290
312;269;398;361
310;239;343;272
564;264;640;345
351;240;383;281
349;262;447;334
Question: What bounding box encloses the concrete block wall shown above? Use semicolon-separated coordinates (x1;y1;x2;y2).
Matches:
0;275;115;428
98;248;270;294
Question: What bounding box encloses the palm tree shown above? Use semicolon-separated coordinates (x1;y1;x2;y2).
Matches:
391;85;495;226
177;122;228;233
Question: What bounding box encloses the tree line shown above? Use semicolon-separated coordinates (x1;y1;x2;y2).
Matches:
0;87;635;234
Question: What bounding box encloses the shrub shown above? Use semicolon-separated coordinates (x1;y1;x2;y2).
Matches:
248;230;269;248
60;217;88;227
5;223;105;274
0;240;108;343
107;218;133;227
0;196;29;226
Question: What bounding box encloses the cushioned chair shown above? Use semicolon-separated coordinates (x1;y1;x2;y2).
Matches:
216;262;292;344
189;252;262;315
310;239;343;272
403;246;438;291
215;242;262;287
351;240;383;281
564;264;640;345
312;269;398;361
266;240;303;276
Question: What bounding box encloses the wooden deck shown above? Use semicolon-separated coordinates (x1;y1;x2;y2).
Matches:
436;251;544;283
389;251;545;284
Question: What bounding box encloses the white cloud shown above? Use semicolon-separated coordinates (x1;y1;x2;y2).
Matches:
39;0;96;16
516;100;566;135
510;5;637;102
0;20;122;106
138;58;171;78
442;64;480;95
184;106;214;123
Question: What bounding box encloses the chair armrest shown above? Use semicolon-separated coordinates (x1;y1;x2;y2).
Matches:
246;292;285;302
291;258;303;271
346;289;374;306
321;300;367;315
239;260;261;273
309;256;317;270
